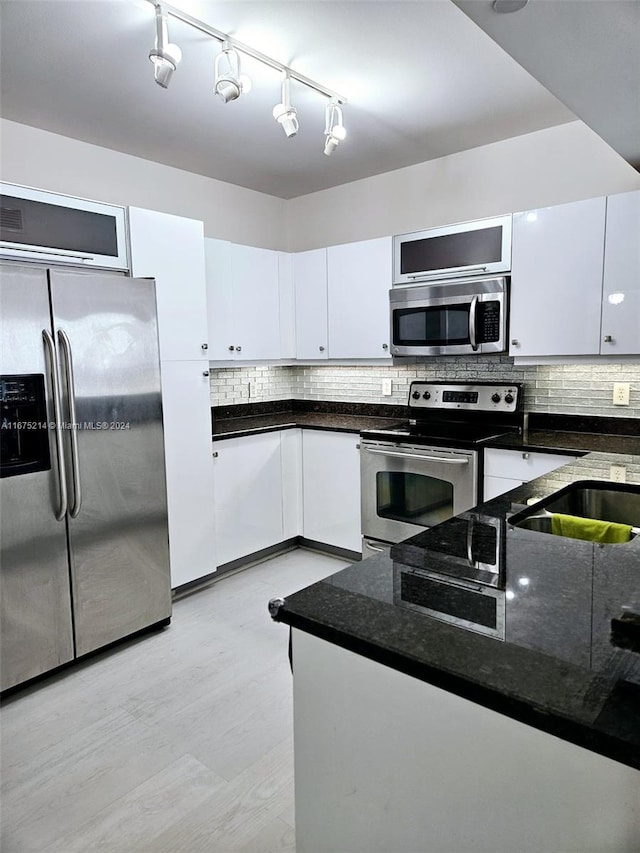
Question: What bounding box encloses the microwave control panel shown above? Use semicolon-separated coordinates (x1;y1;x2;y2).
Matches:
408;382;520;413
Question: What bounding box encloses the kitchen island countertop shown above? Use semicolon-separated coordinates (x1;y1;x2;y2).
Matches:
271;450;640;771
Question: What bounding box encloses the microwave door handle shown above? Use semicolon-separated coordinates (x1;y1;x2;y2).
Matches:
469;295;479;351
364;447;469;464
466;518;476;566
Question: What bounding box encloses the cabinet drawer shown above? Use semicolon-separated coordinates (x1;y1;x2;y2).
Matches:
484;448;575;480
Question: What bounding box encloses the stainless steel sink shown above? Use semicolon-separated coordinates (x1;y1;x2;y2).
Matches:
509;480;640;539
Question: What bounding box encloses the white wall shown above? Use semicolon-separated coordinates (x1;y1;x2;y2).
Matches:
0;119;288;251
286;121;640;250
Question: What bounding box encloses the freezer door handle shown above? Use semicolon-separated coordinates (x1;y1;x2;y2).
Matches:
42;329;68;521
58;329;82;518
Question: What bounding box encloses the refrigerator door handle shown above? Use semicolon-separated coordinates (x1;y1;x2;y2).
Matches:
58;329;82;518
42;329;68;521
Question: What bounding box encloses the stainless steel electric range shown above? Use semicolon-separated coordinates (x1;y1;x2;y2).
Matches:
360;380;523;558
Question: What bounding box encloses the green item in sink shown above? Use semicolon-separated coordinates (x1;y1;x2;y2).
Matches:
550;513;633;544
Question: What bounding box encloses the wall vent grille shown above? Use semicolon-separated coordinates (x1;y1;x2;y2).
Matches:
0;206;23;232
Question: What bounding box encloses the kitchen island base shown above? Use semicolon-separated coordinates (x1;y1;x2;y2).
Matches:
292;629;640;853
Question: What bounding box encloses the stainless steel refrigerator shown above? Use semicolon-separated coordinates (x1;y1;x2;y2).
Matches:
0;262;171;692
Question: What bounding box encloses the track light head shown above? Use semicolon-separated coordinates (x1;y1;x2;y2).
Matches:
149;4;182;89
324;101;346;156
273;73;299;138
272;103;299;138
214;41;250;103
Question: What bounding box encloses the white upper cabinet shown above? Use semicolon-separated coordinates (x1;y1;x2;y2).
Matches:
510;197;606;357
601;190;640;355
205;238;281;361
294;248;329;360
327;237;392;359
129;207;209;362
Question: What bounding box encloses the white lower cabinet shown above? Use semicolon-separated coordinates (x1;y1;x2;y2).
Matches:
302;431;362;552
483;448;578;501
211;428;362;571
213;431;284;567
161;361;217;588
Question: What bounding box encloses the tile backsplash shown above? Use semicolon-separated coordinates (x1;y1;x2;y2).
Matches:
210;358;640;419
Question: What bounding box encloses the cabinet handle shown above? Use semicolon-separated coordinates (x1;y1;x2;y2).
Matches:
522;452;530;460
203;370;210;377
382;343;388;350
236;345;242;353
603;335;613;343
212;451;218;458
228;345;235;351
319;345;325;352
511;339;519;347
201;343;208;350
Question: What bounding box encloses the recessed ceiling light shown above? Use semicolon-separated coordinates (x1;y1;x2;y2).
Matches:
492;0;529;13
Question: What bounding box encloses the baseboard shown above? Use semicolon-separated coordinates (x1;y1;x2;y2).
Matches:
298;538;362;563
172;537;362;599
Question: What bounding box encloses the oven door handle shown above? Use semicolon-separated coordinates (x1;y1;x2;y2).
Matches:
364;447;469;465
469;294;479;351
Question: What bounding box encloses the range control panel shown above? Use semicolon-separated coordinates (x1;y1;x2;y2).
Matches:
408;382;520;413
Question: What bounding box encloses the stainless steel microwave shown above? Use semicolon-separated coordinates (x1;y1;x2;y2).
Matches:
393;215;512;285
390;276;508;356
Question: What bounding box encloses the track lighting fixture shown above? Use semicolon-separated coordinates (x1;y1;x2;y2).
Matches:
148;3;182;89
146;1;347;154
272;74;299;138
324;101;346;156
214;41;251;103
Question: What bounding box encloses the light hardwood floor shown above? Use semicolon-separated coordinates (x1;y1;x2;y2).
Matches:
1;549;349;853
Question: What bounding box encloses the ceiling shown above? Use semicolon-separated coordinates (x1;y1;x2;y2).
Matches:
453;0;640;173
0;0;583;199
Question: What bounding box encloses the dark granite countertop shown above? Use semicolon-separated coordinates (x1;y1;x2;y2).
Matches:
213;411;402;439
211;400;406;441
213;403;639;458
272;451;640;770
486;429;640;456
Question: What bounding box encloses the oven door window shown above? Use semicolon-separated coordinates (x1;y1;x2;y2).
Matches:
377;471;454;528
394;304;471;347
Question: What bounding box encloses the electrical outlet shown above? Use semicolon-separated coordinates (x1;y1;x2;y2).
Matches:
613;382;630;406
382;379;393;396
610;465;627;483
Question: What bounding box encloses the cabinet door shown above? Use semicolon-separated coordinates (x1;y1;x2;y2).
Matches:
328;237;392;359
483;448;577;502
302;431;361;552
601;191;640;355
129;208;209;362
510;198;606;357
161;360;216;587
294;249;329;360
213;432;284;566
204;237;235;360
279;252;296;360
231;244;281;360
281;428;303;539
